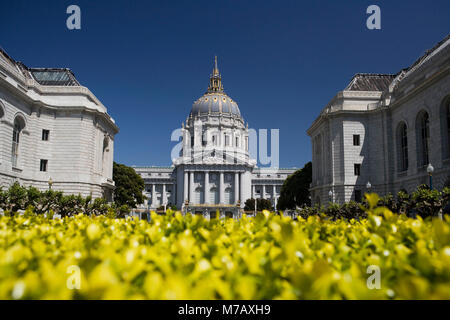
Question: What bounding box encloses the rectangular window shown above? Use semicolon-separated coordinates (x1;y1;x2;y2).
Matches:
225;135;230;146
42;129;50;141
353;135;360;146
191;136;194;147
40;159;48;172
236;137;239;147
355;190;362;202
202;132;207;146
354;164;361;176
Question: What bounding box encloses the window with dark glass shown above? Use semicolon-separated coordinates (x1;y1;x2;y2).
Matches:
11;119;24;167
447;103;450;158
353;135;360;146
418;112;430;167
354;164;361;176
40;159;48;172
42;129;50;141
398;123;408;172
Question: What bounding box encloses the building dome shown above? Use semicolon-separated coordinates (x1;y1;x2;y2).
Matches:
191;92;241;116
190;56;242;118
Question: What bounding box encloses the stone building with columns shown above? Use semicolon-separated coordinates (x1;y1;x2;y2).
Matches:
133;58;296;217
0;47;119;200
308;35;450;205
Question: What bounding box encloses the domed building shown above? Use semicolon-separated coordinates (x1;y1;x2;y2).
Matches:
134;57;296;218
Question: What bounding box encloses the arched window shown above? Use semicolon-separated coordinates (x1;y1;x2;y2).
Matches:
396;122;408;172
102;135;110;175
0;104;4;164
440;96;450;159
224;187;233;204
416;111;430;167
11;116;25;167
446;101;450;155
212;134;218;146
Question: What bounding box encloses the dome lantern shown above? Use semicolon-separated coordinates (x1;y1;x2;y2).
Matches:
207;56;224;93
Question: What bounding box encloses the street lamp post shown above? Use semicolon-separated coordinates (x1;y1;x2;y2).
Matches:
48;177;53;190
366;181;372;192
328;190;333;203
427;163;434;190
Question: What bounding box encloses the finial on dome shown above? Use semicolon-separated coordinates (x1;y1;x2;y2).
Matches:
207;56;224;93
213;55;219;76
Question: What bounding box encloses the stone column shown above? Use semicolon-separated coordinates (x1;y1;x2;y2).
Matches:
172;183;176;205
234;172;239;204
189;171;195;204
241;170;252;205
184;171;188;202
219;171;225;204
162;184;167;205
151;184;156;207
204;171;209;204
252;184;255;199
240;173;245;206
262;185;266;199
273;185;276;209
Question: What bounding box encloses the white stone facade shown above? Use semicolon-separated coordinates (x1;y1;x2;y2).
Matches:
0;49;119;200
133;58;296;216
308;35;450;205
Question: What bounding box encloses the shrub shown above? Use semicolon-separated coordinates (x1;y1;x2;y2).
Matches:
411;184;442;218
0;188;6;210
5;182;27;212
0;199;449;299
88;198;109;216
244;198;273;211
117;204;131;218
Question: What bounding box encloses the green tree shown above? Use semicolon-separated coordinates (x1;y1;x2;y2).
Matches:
113;162;145;208
277;162;312;211
5;182;27;212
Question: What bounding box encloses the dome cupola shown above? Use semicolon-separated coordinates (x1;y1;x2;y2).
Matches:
190;57;242;117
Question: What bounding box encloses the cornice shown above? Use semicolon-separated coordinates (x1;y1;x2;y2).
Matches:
0;67;119;133
391;63;449;109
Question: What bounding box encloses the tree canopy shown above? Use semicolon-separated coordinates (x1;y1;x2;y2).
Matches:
277;162;312;210
113;162;145;208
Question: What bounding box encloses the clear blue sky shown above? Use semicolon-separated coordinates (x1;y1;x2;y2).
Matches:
1;0;449;168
